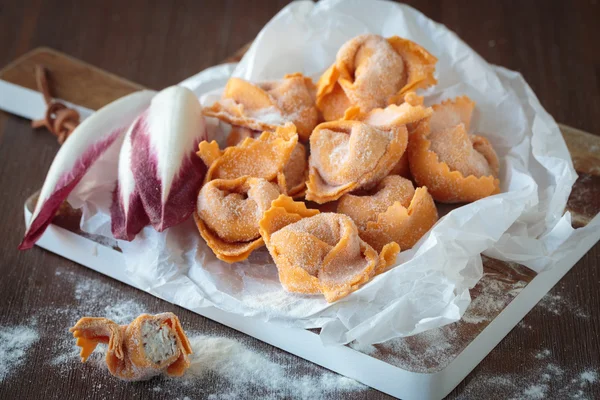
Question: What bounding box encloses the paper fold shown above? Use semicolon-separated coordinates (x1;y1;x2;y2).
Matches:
65;0;586;345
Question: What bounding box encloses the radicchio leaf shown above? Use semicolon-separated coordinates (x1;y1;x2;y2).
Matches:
110;123;150;240
19;91;155;250
130;86;207;232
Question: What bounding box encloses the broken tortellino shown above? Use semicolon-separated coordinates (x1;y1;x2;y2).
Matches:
338;175;439;252
194;176;280;263
70;313;192;381
259;195;400;302
203;73;319;141
316;34;437;121
408;96;501;203
306;98;432;203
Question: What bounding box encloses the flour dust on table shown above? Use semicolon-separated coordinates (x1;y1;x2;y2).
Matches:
161;334;365;399
537;293;590;318
43;268;367;399
456;349;598;400
60;333;366;399
349;266;530;373
8;264;594;399
50;269;146;367
0;322;39;382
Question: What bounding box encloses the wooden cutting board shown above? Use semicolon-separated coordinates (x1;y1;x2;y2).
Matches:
0;47;145;110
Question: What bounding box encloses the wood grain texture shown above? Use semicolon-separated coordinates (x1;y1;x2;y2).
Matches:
0;48;145;110
1;1;599;399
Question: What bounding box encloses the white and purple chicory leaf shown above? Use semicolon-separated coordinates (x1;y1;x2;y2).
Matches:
109;123;149;241
19;90;155;250
116;86;207;235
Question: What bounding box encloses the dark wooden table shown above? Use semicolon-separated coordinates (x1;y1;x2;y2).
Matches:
1;1;599;399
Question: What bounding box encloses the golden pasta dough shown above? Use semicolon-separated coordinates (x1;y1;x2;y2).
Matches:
338;175;416;230
194;176;280;263
198;124;298;191
204;74;318;141
339;176;438;251
187;34;502;301
305;100;432;203
259;195;399;302
223;127;307;197
408;96;500;203
316;34;437;121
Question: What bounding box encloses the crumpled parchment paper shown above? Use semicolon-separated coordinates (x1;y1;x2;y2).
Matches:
68;0;599;345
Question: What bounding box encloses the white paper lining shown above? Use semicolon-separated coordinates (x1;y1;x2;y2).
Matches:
70;0;593;345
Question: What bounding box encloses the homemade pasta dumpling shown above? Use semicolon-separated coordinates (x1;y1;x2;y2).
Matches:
316;34;437;121
222;126;308;197
408;96;500;203
337;175;415;230
204;73;318;141
194;176;280;263
339;176;438;252
69;313;192;381
305;100;432;203
197;124;298;191
259;195;399;302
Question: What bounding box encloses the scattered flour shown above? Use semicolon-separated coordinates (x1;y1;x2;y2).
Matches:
537;293;589;318
461;278;525;324
547;363;564;376
350;296;598;398
521;384;548;399
350;324;459;373
21;267;595;399
44;268;365;399
457;349;599;400
0;323;40;382
535;349;551;360
153;334;365;399
580;370;598;384
348;273;529;373
184;335;285;390
518;321;534;330
103;299;145;325
47;270;147;367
